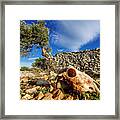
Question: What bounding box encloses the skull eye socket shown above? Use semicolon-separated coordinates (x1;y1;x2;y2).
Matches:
67;68;76;77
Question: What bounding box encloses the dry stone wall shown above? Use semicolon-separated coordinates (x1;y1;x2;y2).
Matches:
54;48;100;79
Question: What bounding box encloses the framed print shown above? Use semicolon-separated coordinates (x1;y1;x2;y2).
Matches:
0;0;119;119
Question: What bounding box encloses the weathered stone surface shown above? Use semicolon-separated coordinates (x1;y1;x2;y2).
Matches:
36;80;50;86
66;95;74;100
38;92;45;100
42;93;53;100
49;85;54;92
26;87;37;94
22;94;33;100
20;77;29;83
52;89;64;100
20;71;35;78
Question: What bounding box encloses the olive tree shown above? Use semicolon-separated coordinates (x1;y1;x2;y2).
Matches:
20;20;51;58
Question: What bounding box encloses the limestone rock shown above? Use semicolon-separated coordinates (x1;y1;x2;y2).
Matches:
42;93;53;100
38;92;44;100
26;87;37;94
36;80;50;87
22;94;33;100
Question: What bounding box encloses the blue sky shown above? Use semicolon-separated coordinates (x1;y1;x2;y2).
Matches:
20;20;100;67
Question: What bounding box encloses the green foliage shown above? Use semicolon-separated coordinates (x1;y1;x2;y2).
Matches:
81;91;100;100
35;58;45;63
32;58;45;67
20;20;49;57
20;66;30;71
32;57;58;72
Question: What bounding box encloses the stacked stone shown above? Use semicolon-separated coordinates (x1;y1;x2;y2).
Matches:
54;48;100;79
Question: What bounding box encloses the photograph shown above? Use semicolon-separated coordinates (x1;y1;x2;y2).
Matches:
20;20;100;100
2;1;118;118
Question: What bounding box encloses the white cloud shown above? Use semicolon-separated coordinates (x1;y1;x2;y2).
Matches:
57;49;64;52
28;57;39;60
53;20;100;51
20;62;32;67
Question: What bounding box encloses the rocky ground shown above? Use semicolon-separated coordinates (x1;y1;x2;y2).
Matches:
20;49;100;100
20;68;100;100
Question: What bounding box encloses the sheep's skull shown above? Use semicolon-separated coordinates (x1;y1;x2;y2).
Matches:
64;66;99;93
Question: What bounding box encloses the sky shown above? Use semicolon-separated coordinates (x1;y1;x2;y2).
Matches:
20;20;100;67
